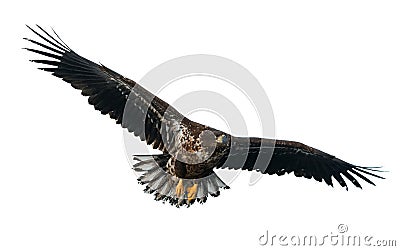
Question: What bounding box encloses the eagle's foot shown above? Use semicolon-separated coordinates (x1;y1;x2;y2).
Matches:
175;179;184;197
187;183;198;202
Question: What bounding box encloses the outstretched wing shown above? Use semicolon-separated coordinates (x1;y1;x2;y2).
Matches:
24;25;183;151
219;137;384;190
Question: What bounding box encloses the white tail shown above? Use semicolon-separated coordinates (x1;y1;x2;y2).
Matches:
133;155;229;207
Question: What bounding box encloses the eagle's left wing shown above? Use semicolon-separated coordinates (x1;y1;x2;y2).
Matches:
24;25;183;151
218;137;385;190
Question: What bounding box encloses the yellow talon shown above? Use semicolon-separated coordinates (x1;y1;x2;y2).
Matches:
176;179;184;197
187;183;198;202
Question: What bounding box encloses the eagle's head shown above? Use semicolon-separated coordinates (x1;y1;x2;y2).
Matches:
199;130;229;148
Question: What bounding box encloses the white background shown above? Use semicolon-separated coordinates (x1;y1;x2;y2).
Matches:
1;1;399;250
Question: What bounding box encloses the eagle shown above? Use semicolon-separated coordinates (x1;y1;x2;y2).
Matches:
24;25;384;207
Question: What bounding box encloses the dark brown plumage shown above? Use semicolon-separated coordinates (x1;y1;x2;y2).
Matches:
24;25;385;207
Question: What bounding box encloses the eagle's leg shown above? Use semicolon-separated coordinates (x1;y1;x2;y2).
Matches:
187;182;198;202
175;179;184;197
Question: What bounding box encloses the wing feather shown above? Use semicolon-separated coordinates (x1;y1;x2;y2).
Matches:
24;25;182;151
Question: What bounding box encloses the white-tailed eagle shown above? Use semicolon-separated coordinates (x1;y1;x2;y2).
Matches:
24;25;384;207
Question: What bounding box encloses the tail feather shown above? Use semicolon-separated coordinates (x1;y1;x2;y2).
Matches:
132;154;229;207
207;177;219;196
197;180;206;199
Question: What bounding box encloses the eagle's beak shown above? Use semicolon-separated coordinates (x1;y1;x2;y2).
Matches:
216;135;225;144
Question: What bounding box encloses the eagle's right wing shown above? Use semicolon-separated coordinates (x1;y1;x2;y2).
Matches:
24;25;183;151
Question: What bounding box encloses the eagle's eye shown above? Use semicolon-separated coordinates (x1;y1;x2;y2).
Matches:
216;135;227;144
